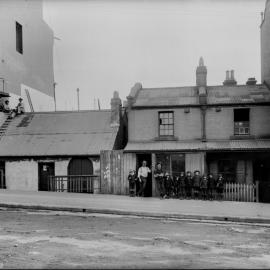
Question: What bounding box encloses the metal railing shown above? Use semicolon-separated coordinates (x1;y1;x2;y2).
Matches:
48;175;100;193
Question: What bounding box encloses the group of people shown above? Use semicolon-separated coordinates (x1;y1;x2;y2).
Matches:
127;160;225;200
0;97;25;118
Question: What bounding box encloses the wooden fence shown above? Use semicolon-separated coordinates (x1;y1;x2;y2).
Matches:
48;175;100;193
224;182;259;202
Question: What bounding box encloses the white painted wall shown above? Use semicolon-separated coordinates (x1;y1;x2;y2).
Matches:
5;158;100;192
6;160;38;191
0;0;54;111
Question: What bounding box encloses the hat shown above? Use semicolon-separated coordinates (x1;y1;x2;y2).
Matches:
19;98;23;101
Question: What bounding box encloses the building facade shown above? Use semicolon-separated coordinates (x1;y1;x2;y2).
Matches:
261;0;270;86
124;59;270;197
0;0;55;111
0;91;127;192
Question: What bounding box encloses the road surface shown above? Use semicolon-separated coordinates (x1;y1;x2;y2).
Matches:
0;208;270;269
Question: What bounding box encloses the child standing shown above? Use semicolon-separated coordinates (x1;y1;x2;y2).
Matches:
127;169;137;197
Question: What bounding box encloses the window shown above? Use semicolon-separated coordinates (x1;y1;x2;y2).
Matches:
156;153;185;177
159;111;174;136
218;159;236;183
234;108;250;135
16;22;23;54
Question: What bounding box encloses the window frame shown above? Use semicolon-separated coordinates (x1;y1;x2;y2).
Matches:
158;111;174;137
233;108;250;136
16;21;23;54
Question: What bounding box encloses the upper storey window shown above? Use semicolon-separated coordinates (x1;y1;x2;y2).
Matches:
159;111;174;136
16;22;23;54
234;108;250;135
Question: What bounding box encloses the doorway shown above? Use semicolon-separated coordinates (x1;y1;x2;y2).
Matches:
136;154;152;197
68;158;94;193
38;162;55;191
254;159;270;203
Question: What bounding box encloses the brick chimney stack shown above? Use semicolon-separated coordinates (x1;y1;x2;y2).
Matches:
223;70;237;86
110;91;122;127
196;57;207;87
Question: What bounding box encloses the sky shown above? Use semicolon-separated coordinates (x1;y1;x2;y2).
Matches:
43;0;266;110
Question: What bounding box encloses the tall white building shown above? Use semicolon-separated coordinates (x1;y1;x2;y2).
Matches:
261;0;270;86
0;0;55;111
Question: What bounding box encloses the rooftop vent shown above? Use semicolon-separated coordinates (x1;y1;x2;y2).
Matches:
246;77;257;85
223;70;237;86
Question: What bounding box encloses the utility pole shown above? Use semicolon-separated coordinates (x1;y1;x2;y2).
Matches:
76;88;80;111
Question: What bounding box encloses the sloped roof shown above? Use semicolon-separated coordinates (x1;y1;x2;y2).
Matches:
132;84;270;107
124;139;270;152
0;111;119;156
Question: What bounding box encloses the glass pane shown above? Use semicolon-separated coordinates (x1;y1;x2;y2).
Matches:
171;154;185;176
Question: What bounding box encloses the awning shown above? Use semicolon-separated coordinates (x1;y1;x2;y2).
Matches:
124;139;270;152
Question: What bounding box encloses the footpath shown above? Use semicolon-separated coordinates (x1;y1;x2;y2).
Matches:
0;190;270;224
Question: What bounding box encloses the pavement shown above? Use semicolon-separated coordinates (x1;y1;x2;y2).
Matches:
0;189;270;224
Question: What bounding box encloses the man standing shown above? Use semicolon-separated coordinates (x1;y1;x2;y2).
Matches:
137;160;151;197
154;163;165;199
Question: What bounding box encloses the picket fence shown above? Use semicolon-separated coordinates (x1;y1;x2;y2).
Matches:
223;182;259;202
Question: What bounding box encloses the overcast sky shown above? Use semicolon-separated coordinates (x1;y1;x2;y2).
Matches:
43;0;266;110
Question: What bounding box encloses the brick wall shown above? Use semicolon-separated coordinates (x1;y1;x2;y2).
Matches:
129;105;270;141
128;108;202;141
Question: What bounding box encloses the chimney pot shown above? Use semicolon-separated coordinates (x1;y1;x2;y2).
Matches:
246;77;257;85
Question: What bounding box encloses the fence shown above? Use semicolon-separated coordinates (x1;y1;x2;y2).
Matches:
223;181;259;202
48;175;100;193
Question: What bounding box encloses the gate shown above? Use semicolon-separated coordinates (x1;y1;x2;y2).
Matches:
100;150;136;195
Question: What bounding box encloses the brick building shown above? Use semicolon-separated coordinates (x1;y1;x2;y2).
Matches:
124;58;270;197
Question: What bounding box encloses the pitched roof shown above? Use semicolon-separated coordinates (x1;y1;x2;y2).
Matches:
132;84;270;107
124;139;270;152
0;111;119;156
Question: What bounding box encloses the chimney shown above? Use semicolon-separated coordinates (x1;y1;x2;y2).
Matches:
126;82;142;110
110;91;122;127
196;57;207;87
223;70;237;86
246;77;257;85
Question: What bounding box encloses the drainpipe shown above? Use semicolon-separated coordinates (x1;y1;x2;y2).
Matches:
201;105;207;142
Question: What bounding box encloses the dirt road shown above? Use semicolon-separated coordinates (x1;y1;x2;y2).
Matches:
0;208;270;269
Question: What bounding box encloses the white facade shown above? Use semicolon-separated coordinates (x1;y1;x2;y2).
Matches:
0;0;55;111
261;0;270;85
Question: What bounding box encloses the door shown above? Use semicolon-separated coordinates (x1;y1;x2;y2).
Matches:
0;161;5;189
38;162;55;191
137;154;152;197
254;160;270;203
68;158;93;193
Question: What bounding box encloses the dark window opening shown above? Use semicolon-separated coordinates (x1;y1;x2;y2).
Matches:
234;108;250;135
218;159;236;183
16;22;23;54
159;111;174;136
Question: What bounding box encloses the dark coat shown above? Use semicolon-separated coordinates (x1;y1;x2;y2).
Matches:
208;176;216;189
192;175;201;188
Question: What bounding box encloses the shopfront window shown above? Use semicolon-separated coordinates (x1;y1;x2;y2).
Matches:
156;153;185;177
218;159;236;183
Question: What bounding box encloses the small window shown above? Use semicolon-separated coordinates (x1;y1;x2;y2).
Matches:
16;22;23;54
159;111;174;136
234;108;250;135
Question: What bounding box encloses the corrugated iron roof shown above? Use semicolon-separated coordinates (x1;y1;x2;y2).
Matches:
132;84;270;107
124;139;270;152
0;111;119;156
